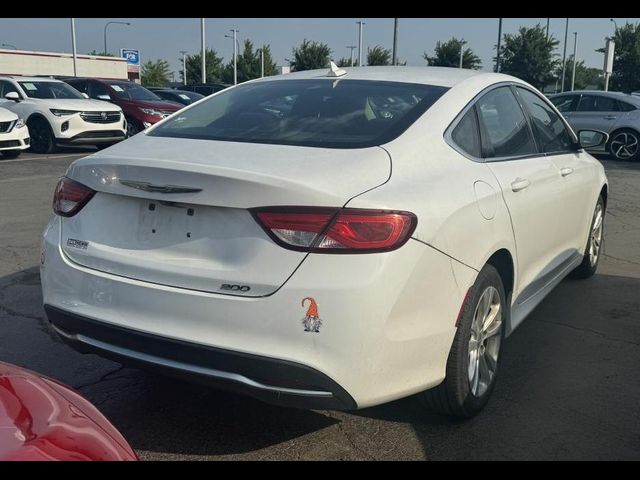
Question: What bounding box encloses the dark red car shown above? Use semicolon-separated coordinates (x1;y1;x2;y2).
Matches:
0;361;137;461
63;78;183;137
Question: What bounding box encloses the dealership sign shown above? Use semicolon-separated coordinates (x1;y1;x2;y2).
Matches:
121;48;141;73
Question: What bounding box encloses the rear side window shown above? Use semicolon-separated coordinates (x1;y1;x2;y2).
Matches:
618;100;637;112
550;95;578;112
516;87;574;153
577;95;618;112
451;108;481;157
475;86;537;158
149;79;449;149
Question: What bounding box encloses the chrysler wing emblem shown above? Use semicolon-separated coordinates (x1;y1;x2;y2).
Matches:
101;112;107;120
119;180;202;194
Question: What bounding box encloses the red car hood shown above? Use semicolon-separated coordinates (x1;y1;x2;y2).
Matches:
0;362;137;461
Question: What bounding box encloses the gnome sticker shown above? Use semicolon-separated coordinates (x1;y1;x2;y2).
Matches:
301;297;322;333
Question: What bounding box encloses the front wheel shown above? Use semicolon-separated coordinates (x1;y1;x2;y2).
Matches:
418;264;505;418
571;196;605;279
126;118;141;137
0;149;22;159
28;118;56;154
607;129;640;161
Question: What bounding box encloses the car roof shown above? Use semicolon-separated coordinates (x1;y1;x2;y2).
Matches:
548;89;640;105
251;66;514;88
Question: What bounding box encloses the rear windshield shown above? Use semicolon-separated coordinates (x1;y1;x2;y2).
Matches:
148;79;448;148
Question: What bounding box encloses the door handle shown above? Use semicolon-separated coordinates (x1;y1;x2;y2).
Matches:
510;178;531;192
604;115;617;120
560;167;574;177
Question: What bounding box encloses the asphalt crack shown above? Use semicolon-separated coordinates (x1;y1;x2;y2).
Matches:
72;365;126;391
532;318;640;347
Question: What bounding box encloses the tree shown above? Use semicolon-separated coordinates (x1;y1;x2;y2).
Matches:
499;25;559;90
424;37;481;69
183;48;225;84
87;50;114;57
598;22;640;92
290;39;332;71
221;40;278;84
556;55;604;91
141;59;172;87
367;45;391;66
336;57;355;67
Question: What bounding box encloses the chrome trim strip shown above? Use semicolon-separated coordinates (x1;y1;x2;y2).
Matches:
119;180;203;194
51;324;334;398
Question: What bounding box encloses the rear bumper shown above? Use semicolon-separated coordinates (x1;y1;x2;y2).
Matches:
45;305;356;410
41;215;476;408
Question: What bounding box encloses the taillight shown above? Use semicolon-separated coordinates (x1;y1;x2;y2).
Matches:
252;207;417;253
52;177;95;217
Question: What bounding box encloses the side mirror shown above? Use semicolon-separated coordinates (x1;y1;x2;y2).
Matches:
577;129;608;149
81;92;89;99
4;92;20;102
97;94;111;101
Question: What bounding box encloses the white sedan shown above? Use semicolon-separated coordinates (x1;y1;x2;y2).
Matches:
0;106;29;158
41;66;608;417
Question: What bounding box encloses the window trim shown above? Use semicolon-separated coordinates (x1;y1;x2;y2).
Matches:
445;81;541;163
512;84;578;157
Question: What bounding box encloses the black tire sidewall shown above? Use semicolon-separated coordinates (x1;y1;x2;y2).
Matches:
447;264;506;416
28;118;55;154
572;195;605;278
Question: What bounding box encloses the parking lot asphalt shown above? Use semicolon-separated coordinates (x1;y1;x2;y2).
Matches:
1;148;639;460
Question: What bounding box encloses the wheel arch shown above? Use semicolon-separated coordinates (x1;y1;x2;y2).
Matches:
26;112;52;128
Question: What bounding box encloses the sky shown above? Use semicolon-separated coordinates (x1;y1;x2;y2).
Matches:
0;18;636;79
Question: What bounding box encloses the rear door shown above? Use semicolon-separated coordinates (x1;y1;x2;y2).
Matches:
477;86;565;303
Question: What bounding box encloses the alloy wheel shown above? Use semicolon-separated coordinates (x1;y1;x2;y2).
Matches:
610;132;639;160
468;286;502;398
589;202;604;267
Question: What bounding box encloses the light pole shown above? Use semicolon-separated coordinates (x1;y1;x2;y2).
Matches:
561;18;569;92
103;21;130;56
571;32;578;91
70;18;77;77
201;18;206;84
546;18;550;39
496;18;503;73
225;29;239;85
392;18;399;66
357;21;365;67
1;43;17;50
459;39;466;69
180;50;188;86
346;45;357;66
610;18;618;36
259;47;265;78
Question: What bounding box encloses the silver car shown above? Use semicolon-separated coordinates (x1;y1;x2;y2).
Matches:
549;90;640;161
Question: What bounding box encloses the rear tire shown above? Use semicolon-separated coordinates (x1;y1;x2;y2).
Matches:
570;196;605;279
418;264;505;418
607;129;640;161
0;149;22;159
28;118;56;154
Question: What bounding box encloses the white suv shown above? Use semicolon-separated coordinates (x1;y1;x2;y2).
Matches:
0;106;29;158
0;77;126;153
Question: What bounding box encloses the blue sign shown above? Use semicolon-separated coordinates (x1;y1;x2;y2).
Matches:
120;49;140;66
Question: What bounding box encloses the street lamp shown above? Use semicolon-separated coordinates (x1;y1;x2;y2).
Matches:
571;32;578;92
346;45;357;66
104;21;131;56
180;50;188;86
1;43;17;50
610;18;618;35
225;29;239;85
356;21;365;67
459;39;467;69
